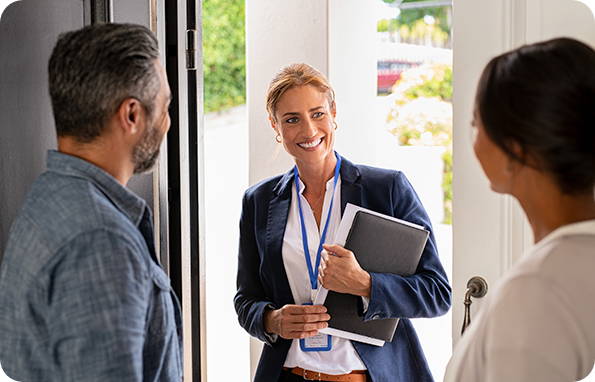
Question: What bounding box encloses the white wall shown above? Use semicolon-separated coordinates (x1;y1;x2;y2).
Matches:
328;0;378;165
247;0;329;186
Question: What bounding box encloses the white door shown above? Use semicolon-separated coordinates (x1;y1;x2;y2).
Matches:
452;0;595;348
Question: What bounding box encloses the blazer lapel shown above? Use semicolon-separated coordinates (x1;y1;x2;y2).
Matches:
339;155;363;215
265;169;295;305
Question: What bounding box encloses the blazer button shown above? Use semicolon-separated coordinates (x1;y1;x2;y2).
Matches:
371;314;381;320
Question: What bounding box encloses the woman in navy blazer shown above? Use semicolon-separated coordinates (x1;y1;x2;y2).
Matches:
234;63;451;382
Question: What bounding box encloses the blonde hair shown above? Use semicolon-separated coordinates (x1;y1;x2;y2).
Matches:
266;63;335;121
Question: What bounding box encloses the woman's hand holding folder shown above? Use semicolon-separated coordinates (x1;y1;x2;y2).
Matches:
318;244;372;298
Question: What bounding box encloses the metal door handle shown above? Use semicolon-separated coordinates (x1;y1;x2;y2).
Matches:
461;276;488;335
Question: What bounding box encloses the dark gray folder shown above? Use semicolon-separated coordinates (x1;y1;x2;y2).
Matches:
325;210;429;342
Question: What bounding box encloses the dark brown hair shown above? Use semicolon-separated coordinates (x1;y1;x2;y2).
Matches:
476;37;595;194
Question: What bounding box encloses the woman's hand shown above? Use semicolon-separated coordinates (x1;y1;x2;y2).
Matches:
264;304;330;339
318;244;371;297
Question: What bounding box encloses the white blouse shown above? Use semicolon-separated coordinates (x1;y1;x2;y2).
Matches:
282;175;367;374
445;219;595;382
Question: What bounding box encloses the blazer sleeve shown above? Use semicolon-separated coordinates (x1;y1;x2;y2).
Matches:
233;191;277;346
364;172;452;320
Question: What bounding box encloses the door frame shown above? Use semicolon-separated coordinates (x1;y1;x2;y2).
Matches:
163;0;206;380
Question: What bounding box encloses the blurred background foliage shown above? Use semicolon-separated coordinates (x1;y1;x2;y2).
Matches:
386;63;453;223
202;0;246;113
378;0;451;47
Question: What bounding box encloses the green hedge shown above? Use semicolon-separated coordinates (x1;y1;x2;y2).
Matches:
202;0;246;113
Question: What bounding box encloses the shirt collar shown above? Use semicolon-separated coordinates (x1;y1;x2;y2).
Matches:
46;150;148;226
296;175;340;195
531;218;595;254
273;152;360;197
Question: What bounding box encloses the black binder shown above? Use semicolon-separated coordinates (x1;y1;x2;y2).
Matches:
324;210;429;342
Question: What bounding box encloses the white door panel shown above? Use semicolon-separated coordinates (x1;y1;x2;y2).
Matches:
528;0;595;44
453;0;595;346
453;0;515;344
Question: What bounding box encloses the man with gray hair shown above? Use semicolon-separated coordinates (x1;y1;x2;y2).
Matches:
0;23;181;381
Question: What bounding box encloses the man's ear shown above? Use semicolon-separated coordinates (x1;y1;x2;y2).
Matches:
116;98;144;136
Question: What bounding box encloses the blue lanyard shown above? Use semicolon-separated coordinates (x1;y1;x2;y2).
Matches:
293;153;342;290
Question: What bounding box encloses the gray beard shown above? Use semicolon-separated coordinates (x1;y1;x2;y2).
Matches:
132;122;162;174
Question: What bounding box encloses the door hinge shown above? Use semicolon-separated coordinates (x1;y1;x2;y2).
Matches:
186;29;198;70
90;0;113;24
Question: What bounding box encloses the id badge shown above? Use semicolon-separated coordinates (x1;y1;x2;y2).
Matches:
300;332;332;352
299;303;332;352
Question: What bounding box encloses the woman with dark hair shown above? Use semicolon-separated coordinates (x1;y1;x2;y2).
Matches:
445;37;595;382
234;63;451;381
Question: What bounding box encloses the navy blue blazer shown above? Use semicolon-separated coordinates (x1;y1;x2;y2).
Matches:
234;155;451;382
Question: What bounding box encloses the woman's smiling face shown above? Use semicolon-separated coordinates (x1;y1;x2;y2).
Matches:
271;84;336;169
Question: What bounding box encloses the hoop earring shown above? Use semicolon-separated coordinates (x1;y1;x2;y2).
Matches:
275;133;282;143
333;121;338;130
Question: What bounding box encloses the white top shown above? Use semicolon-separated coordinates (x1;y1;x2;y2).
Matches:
282;175;367;374
445;219;595;382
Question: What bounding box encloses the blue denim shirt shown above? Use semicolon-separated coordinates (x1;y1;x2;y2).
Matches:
0;150;183;382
